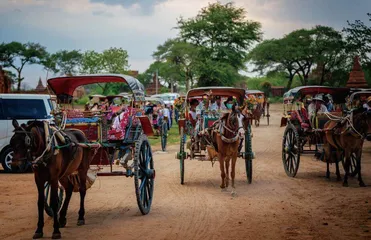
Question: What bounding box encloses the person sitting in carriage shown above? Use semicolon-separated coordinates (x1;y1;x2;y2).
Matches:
308;94;328;118
308;94;328;128
189;99;199;127
363;96;371;111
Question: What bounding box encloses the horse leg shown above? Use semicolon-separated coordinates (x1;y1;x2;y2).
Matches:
77;169;88;226
323;143;331;179
231;155;237;189
219;155;226;189
225;157;230;188
58;178;74;228
343;152;350;187
356;149;366;187
33;173;45;239
335;151;342;181
50;179;62;239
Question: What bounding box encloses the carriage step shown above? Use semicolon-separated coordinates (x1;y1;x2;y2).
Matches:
97;171;133;177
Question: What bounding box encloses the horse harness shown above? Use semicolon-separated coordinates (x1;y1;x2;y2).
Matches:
16;122;74;168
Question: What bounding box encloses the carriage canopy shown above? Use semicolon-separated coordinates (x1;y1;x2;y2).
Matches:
47;74;145;103
186;87;246;104
283;86;351;103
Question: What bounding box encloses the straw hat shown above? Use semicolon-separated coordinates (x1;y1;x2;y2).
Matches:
367;96;371;103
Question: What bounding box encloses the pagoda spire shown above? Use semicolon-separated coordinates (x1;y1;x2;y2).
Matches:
346;56;369;88
36;77;46;91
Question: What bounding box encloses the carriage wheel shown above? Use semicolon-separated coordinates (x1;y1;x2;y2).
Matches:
282;123;300;177
245;124;253;184
44;182;64;217
266;103;270;126
179;127;186;185
341;152;359;177
161;122;168;152
134;135;155;215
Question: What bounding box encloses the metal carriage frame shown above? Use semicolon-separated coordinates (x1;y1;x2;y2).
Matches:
45;74;155;216
175;87;253;185
281;86;370;178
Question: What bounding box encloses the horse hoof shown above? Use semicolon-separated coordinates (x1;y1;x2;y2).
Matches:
360;182;366;187
59;219;67;228
33;232;43;239
52;233;61;239
77;220;85;226
343;182;349;187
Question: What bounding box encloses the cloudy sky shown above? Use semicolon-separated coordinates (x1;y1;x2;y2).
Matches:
1;0;370;88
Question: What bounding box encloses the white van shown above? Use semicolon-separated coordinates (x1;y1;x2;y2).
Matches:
0;94;54;172
151;93;180;106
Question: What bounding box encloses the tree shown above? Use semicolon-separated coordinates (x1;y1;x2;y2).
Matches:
53;50;82;76
177;2;262;86
40;53;59;80
101;47;129;74
343;13;371;62
248;39;300;89
310;25;348;85
80;50;104;74
0;41;47;91
153;38;198;91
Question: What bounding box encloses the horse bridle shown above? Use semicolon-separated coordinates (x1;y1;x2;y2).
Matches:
14;127;35;162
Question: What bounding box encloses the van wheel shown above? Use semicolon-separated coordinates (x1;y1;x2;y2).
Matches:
1;148;14;173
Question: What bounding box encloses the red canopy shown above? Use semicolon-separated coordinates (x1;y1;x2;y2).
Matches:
47;74;145;96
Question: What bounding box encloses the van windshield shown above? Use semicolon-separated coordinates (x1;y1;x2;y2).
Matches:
1;99;48;119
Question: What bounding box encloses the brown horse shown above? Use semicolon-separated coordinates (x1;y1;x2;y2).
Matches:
323;109;371;187
250;103;263;127
10;120;92;239
207;105;247;193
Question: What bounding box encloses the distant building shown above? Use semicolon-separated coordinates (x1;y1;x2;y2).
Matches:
346;56;369;88
146;72;165;95
35;77;46;91
0;66;11;93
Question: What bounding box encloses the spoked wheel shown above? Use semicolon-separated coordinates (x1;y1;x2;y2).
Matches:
266;103;270;126
44;182;64;217
245;124;253;184
161;122;168;152
134;134;155;215
179;127;186;185
341;152;359;177
282;123;300;177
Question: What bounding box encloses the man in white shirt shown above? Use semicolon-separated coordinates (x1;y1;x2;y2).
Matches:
308;94;328;119
162;104;171;130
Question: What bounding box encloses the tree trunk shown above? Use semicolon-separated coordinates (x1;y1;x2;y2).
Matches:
17;71;22;91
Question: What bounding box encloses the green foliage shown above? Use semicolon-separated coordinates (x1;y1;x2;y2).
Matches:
153;38;198;90
54;50;82;76
0;41;47;90
80;50;104;74
177;1;262;86
249;25;349;88
343;13;371;62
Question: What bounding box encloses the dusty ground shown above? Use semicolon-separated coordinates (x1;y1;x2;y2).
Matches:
0;103;370;240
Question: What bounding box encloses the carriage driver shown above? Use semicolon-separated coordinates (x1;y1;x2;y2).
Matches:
308;94;328;120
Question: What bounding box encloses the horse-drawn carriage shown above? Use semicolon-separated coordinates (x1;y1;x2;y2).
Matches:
144;96;168;151
10;74;157;238
245;90;270;126
281;86;371;186
176;87;253;187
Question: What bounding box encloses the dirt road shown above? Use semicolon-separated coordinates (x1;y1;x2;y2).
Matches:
1;104;370;240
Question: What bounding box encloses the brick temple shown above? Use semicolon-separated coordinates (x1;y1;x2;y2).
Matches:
346;56;369;88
